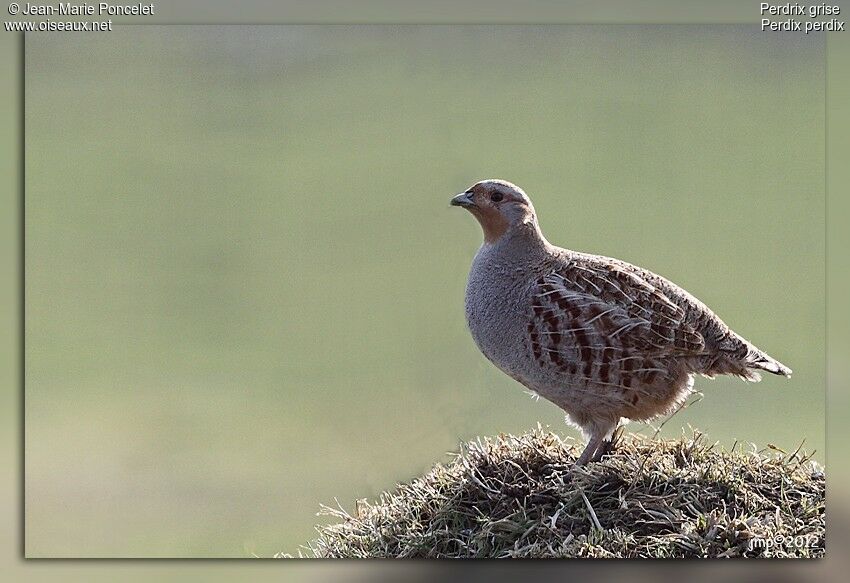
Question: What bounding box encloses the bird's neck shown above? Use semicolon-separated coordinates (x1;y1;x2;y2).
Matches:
482;220;553;263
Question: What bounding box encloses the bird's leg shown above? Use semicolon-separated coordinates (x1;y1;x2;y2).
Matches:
575;433;606;466
591;439;612;463
611;423;624;448
591;424;624;462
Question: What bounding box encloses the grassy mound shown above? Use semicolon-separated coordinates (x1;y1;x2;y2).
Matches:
307;428;824;558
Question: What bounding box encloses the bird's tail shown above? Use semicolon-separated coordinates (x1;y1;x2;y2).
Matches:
746;349;792;378
701;338;792;382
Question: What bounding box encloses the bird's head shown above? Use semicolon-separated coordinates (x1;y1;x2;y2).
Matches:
450;179;539;243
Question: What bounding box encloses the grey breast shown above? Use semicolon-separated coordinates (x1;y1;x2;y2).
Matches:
464;246;536;380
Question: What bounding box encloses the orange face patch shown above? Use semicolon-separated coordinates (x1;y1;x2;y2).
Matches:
469;203;509;243
466;184;511;242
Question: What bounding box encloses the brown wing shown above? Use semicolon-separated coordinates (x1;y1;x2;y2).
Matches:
527;260;705;391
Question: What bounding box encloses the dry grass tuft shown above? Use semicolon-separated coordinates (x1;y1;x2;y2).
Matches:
306;428;824;558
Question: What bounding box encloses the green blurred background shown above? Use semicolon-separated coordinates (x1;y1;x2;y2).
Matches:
24;25;824;557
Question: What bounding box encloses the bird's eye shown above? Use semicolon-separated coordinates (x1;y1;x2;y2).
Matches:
490;192;504;203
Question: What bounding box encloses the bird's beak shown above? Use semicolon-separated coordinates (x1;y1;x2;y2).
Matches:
450;192;476;209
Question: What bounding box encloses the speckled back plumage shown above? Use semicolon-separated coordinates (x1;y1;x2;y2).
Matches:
453;179;791;465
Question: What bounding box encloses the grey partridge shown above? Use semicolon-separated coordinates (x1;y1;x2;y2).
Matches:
451;179;791;465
